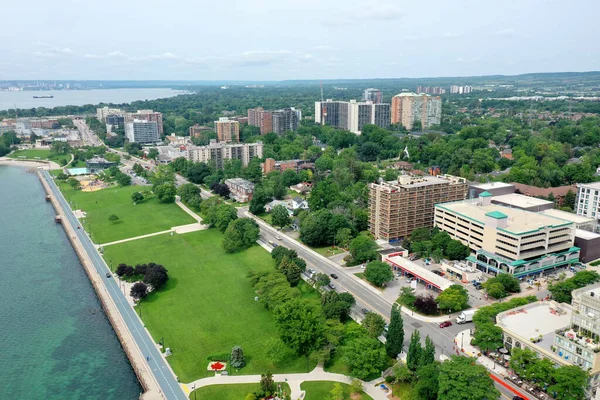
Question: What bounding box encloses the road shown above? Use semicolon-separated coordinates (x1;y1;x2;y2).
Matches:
41;170;187;400
74;118;104;147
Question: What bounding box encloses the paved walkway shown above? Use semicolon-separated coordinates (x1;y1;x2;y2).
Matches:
184;364;389;400
175;197;204;224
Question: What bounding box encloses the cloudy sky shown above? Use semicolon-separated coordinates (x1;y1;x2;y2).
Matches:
1;0;598;81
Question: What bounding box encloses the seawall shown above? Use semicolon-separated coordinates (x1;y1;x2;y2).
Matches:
37;170;163;400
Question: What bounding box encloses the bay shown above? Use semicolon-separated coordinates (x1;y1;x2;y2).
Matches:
0;166;141;399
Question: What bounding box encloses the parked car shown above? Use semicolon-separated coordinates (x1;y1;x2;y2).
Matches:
307;268;316;275
432;270;445;276
330;273;339;279
275;235;282;240
384;324;389;332
512;397;525;400
439;321;452;328
361;308;370;314
406;278;413;284
327;283;336;290
473;282;482;290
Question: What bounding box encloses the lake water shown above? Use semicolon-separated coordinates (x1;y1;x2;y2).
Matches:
0;166;142;399
0;88;187;111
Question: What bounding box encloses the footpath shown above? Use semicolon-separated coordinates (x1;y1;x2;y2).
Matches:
184;364;389;400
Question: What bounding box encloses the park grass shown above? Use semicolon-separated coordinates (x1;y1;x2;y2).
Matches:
103;229;316;382
9;149;68;164
311;245;346;258
55;183;195;243
391;382;418;400
300;381;373;400
190;382;291;400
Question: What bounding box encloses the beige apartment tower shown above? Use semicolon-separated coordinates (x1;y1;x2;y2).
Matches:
214;117;240;142
391;93;442;130
369;174;468;241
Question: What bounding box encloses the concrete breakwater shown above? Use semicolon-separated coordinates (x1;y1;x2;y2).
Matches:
36;170;167;400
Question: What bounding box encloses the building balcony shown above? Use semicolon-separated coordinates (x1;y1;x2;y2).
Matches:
556;328;600;354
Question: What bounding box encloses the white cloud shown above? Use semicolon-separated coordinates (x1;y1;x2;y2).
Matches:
313;45;333;51
31;43;74;57
84;50;127;59
442;32;461;38
361;0;404;21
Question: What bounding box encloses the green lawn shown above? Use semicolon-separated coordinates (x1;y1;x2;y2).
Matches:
312;245;346;257
190;382;291;400
9;149;69;164
391;382;417;400
56;184;195;243
301;381;373;400
103;229;316;382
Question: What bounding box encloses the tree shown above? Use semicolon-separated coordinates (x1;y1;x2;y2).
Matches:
244;394;256;400
321;291;355;321
222;218;259;253
131;192;144;203
259;372;276;397
436;284;469;313
116;173;132;186
215;204;238;232
56;172;68;180
343;336;388;379
185;162;212;184
438;356;499;400
362;312;386;338
230;346;246;368
398;287;416;308
274;299;325;355
335;228;353;249
249;186;269;215
549;365;588;400
278;256;304;286
132;163;144;175
212;182;230;198
108;214;119;224
143;264;169;290
364;261;393;287
549;270;600;303
67;177;81;190
265;338;289;367
421;335;436;367
314;273;331;288
564;189;576;210
177;183;200;202
445;240;470;260
415;362;440;400
130;282;148;300
406;330;422;371
350;379;363;395
329;383;344;400
484;281;506;299
348;236;378;264
414;294;439;315
154;183;177;203
116;263;129;277
386;304;404;358
271;205;291;229
472;323;503;352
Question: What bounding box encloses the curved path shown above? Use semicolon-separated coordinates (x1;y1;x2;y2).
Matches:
184;364;388;400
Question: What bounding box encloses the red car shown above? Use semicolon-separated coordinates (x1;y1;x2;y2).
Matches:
439;321;452;328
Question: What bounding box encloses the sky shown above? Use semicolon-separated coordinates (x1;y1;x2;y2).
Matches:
1;0;598;81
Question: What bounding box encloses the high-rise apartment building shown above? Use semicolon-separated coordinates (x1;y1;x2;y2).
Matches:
96;107;122;123
363;88;383;104
106;115;125;130
247;107;273;134
575;182;600;228
416;86;446;95
272;108;300;134
450;85;473;94
391;93;442;130
368;174;468;241
315;100;390;134
214;117;240;143
125;120;160;144
186;140;263;169
125;110;164;135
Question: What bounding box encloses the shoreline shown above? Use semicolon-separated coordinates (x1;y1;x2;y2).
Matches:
0;157;61;170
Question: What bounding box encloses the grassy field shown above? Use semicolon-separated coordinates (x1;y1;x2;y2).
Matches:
9;149;69;164
103;229;316;382
190;382;291;400
300;381;374;400
312;245;346;257
56;183;195;243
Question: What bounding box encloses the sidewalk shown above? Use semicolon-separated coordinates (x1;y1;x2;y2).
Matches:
184;364;389;400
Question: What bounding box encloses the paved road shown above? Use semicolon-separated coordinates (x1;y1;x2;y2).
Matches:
41;171;187;400
74;118;104;147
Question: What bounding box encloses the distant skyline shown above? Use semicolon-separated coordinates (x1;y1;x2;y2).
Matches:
1;0;598;81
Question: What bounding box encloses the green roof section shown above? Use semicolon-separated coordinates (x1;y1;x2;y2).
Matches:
479;191;492;197
486;210;508;219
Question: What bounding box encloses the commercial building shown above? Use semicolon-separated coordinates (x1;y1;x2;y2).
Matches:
498;286;600;399
368;174;468;241
391;93;442;130
489;193;555;212
214;117;240;143
30;119;59;129
512;182;576;208
186;140;263;169
96;107;122;123
434;192;580;277
125;120;160;144
224;178;255;202
86;156;117;173
363;88;383;103
383;254;453;291
106;114;125;132
315;99;391;134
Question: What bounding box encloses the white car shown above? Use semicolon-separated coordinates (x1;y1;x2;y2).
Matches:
406;278;413;284
275;235;282;240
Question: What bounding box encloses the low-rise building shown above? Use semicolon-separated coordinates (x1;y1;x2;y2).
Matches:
262;158;314;174
86;156;117;173
290;182;312;194
435;192;580;277
383;254;453;291
225;178;255;203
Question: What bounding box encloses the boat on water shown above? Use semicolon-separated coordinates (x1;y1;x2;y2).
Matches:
33;95;54;99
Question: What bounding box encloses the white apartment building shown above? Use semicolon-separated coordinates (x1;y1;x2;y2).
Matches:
434;191;579;278
125;120;160;144
314;99;390;134
186;140;263;169
576;182;600;228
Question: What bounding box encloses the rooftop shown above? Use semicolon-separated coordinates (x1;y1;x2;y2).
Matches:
437;201;573;235
471;181;514;190
383;255;453;291
497;301;572;353
479;191;492;197
542;209;596;225
578;182;600;191
491;193;554;210
575;228;600;240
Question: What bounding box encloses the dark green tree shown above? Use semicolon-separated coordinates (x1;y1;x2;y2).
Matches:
436;284;469;312
154;183;177;203
438;356;499;400
230;346;246;368
415;362;440;400
406;330;422;371
131;191;144;203
348;236;378;264
362;312;386;338
385;304;404;358
249;186;269;215
274;299;325;355
364;261;394;287
342;336;388;380
271;205;291;229
421;335;436;367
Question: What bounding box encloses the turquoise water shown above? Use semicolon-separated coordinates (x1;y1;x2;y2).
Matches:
0;166;141;399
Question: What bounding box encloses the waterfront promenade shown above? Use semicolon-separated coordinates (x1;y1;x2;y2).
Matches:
39;170;187;400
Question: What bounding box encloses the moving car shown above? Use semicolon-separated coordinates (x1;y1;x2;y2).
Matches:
105;272;111;278
330;273;339;279
361;308;370;314
327;283;336;290
439;321;452;328
275;235;282;240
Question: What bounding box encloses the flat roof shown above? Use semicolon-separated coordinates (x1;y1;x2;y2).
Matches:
383;255;452;291
578;182;600;191
437;201;573;235
542;209;596;225
575;228;600;240
497;301;572;353
471;181;514;190
492;193;554;209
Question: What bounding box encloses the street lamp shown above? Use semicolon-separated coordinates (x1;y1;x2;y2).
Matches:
461;332;465;349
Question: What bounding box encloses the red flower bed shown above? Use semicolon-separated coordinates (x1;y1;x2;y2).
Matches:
210;361;225;370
